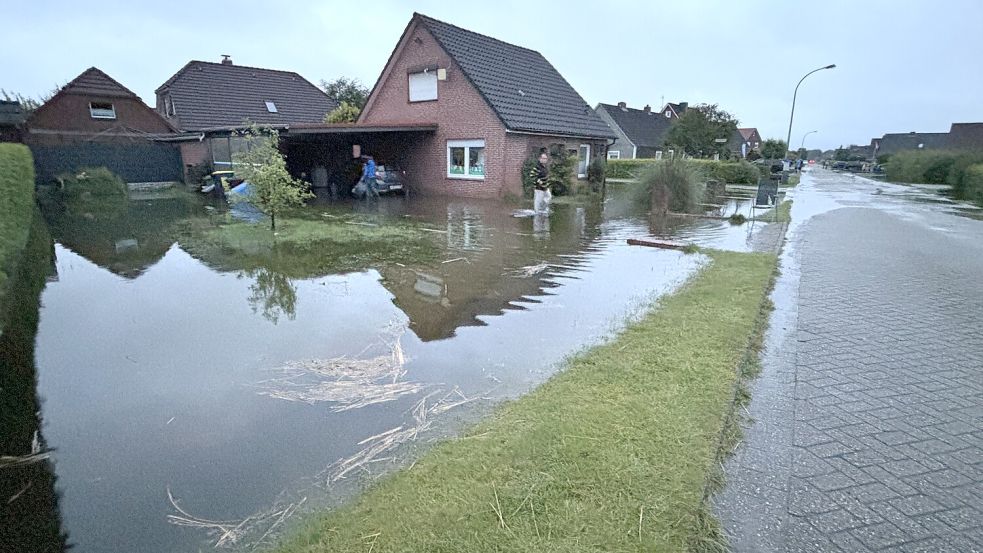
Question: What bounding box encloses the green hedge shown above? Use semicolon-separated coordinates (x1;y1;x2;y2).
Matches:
607;158;760;184
885;150;983;205
0;143;36;300
962;164;983;206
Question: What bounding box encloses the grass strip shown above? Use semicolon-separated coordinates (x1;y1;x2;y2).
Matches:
0;144;36;306
276;249;778;553
752;200;792;223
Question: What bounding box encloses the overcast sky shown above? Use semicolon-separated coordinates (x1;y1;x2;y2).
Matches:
4;0;981;150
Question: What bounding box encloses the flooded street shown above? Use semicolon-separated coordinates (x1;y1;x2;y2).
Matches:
10;184;776;552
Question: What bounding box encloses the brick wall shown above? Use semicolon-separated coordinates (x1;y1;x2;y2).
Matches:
360;21;509;199
28;94;173;135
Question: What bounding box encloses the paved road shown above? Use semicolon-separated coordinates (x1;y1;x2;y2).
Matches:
715;169;983;552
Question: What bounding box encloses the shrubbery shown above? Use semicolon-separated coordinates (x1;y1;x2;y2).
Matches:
607;158;759;184
0;143;36;301
885;150;983;205
961;164;983;206
640;158;704;214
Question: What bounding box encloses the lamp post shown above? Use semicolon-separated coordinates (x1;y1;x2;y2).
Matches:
785;65;835;158
800;130;818;150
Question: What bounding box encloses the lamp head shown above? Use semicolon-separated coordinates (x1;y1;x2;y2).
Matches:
824;64;836;69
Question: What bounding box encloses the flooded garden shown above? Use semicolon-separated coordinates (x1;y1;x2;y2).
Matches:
3;181;782;552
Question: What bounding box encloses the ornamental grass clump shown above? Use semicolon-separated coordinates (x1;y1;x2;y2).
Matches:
641;158;705;214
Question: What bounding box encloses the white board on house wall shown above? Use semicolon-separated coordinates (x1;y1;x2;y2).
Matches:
409;71;438;102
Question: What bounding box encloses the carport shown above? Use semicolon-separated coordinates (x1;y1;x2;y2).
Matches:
281;123;437;196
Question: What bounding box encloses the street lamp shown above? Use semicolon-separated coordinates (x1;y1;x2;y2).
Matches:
785;64;835;158
800;130;818;150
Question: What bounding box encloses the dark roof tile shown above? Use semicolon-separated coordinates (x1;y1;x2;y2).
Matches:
417;14;614;139
595;103;673;148
156;61;337;131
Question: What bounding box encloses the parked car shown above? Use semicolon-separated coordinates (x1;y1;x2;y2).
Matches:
374;164;407;195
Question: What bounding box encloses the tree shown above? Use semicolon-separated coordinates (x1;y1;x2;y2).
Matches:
761;139;788;160
795;148;808;160
834;145;849;161
320;77;370;108
232;126;313;230
664;103;739;158
1;85;61;114
324;101;361;123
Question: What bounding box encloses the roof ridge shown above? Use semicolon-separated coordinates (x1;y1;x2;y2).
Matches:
157;60;313;93
414;12;539;55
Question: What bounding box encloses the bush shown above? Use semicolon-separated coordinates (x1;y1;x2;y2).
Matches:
520;156;538;198
0;143;36;301
58;166;127;200
692;160;760;184
586;156;605;193
545;147;576;196
606;159;657;179
885;150;983;202
960;164;983;206
640;158;704;214
324;101;361;124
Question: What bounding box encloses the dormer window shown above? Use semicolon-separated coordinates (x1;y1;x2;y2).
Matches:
89;102;116;119
265;101;278;113
665;110;672;118
165;96;176;116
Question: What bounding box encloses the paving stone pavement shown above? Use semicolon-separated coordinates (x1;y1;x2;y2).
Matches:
715;171;983;552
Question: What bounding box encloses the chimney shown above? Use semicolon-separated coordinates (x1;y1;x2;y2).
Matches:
643;105;651;113
617;101;627;108
221;55;233;65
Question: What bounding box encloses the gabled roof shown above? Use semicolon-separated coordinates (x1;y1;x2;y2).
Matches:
155;60;337;131
413;14;614;139
947;123;983;151
663;102;689;117
877;131;949;156
595;103;673;149
738;128;759;141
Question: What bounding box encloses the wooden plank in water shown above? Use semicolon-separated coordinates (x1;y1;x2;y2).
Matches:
627;238;689;250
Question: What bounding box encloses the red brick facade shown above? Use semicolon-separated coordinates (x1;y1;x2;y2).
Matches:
360;20;607;198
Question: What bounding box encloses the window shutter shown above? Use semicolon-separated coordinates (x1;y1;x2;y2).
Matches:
408;72;438;102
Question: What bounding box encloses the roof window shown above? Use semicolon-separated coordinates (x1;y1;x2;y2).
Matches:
265;101;278;113
89;101;116;119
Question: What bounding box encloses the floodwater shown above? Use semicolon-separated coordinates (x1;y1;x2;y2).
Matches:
2;184;776;552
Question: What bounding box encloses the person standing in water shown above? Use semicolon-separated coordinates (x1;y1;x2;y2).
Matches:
532;150;551;214
358;154;379;199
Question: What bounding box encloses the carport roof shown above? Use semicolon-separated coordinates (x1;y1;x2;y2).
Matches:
286;122;438;134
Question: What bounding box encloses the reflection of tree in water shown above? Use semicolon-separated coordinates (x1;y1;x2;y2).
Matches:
0;213;69;552
246;267;298;324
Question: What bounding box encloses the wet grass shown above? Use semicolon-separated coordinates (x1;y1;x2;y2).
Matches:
275;249;778;553
179;211;441;278
0;144;35;302
752;200;792;223
781;174;800;187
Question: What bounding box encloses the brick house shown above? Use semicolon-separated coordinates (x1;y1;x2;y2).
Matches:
661;102;689;120
24;67;181;183
358;13;615;198
727;127;762;158
154;57;337;175
594;102;674;159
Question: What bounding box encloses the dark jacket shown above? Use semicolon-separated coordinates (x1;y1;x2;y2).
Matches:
534;161;548;190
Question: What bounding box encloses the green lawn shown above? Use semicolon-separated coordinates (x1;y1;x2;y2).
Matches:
276;249;778;553
753;200;793;223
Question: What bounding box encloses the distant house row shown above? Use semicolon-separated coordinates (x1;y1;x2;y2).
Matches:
868;123;983;160
5;12;766;197
595;101;762;161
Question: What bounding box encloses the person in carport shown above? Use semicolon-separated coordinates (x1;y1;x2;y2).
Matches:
357;154;379;199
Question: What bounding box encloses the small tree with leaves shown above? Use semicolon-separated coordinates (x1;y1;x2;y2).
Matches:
324;101;361;123
761;139;788;159
320;77;370;108
232;126;312;230
665;104;739;158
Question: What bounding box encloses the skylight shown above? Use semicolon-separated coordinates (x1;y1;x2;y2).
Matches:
265;101;278;113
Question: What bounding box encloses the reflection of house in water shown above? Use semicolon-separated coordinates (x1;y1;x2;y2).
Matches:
379;199;603;341
38;190;202;279
0;218;70;552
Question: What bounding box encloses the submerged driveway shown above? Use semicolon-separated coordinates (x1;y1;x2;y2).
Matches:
716;170;983;552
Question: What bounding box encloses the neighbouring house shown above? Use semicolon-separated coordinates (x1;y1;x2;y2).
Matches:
946;123;983;152
594;102;674;159
24;67;181;184
727;127;762;159
356;13;615;198
875;131;949;159
0;100;27;142
154;56;337;176
660;102;689;120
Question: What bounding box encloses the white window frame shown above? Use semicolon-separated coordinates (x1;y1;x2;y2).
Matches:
446;139;485;180
577;144;590;178
607;150;621;160
89;101;116;119
265;101;278;113
409;71;438;102
655;150;663;160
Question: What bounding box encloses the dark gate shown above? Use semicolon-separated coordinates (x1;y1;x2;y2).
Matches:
30;142;183;184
